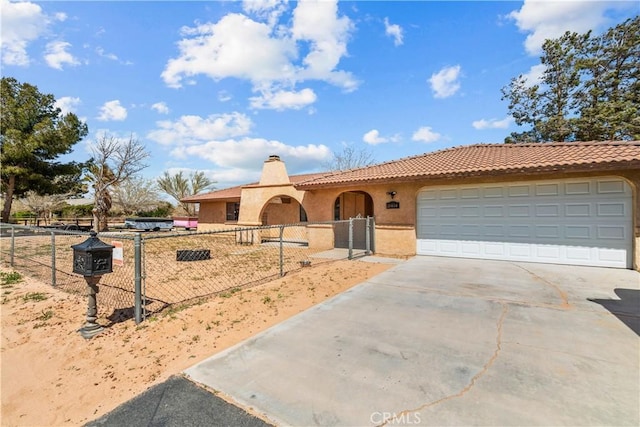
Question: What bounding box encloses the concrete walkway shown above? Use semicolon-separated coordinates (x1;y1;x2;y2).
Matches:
185;256;639;426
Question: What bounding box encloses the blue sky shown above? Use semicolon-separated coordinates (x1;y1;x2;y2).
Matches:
2;0;638;189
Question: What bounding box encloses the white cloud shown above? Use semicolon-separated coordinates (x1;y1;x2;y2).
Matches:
242;0;288;27
250;88;317;111
291;0;357;90
163;166;220;184
218;91;232;102
363;129;387;145
96;47;118;61
178;138;332;172
363;129;401;145
162;0;357;109
147;113;253;146
97;100;128;121
412;126;441;143
208;167;261;186
472;116;514;130
54;12;67;22
0;0;48;66
508;0;633;55
151;102;170;114
384;17;403;46
54;96;81;115
162;13;297;88
429;65;461;99
44;41;80;70
522;63;546;87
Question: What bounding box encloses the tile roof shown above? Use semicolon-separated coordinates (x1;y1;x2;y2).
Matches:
295;141;640;189
181;172;330;202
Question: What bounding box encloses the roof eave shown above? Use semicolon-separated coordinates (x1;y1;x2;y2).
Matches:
295;161;640;190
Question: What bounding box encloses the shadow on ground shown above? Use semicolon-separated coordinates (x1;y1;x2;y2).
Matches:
588;288;640;336
86;376;271;427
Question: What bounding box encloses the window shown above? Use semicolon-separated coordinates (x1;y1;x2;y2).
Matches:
300;205;308;222
226;202;239;221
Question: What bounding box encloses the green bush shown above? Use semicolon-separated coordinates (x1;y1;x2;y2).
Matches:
11;211;36;219
60;204;94;218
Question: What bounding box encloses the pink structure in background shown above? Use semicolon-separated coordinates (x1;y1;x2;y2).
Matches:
172;216;198;230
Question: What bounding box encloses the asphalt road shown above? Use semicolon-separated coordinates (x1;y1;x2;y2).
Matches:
86;376;271;427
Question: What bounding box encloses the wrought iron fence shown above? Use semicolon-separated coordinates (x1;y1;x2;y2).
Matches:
0;217;374;322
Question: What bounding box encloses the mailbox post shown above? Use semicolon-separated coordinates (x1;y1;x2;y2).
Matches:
71;231;114;339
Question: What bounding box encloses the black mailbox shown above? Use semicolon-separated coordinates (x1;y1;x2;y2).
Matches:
71;231;114;276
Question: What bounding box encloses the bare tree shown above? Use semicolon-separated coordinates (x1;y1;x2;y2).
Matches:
156;171;215;216
112;175;161;216
20;191;68;224
322;144;376;171
86;134;149;231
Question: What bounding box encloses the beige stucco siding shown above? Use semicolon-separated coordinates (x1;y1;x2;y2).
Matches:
306;223;334;250
261;200;302;225
238;184;305;226
198;201;231;225
374;225;415;257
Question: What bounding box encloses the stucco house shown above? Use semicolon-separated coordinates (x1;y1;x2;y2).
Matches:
182;142;640;270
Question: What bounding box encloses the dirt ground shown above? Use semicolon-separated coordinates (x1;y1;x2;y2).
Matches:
0;259;392;426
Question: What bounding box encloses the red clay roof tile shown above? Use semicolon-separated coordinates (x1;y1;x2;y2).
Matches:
295;141;640;189
182;142;640;199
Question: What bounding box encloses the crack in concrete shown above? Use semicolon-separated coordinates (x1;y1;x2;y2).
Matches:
379;303;509;427
514;264;571;309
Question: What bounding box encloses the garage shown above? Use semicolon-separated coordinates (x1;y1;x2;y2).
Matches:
416;177;633;268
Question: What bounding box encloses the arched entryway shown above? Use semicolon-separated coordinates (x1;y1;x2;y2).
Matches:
333;191;374;251
333;191;374;220
260;195;307;226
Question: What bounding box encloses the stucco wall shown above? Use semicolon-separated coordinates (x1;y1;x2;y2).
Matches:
374;225;416;257
625;172;640;270
198;201;230;225
262;199;301;225
238;185;306;226
307;224;334;250
301;183;419;225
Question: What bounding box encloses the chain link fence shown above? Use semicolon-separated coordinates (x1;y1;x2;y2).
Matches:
0;225;138;323
0;218;374;322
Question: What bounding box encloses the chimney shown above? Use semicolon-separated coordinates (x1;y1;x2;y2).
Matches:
259;155;290;185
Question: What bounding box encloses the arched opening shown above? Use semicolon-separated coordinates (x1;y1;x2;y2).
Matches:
333;191;375;251
333;191;374;220
259;195;307;226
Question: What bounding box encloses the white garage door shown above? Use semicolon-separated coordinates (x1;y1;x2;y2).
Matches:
416;177;632;268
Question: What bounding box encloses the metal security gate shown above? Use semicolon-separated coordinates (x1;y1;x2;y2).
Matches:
334;217;375;252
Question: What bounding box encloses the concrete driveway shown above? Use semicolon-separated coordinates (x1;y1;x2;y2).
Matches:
185;256;639;426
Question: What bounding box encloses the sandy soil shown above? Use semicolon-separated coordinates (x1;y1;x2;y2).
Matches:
1;260;392;426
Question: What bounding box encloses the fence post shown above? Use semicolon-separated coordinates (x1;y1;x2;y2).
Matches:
279;225;285;277
348;218;353;260
365;216;371;256
134;233;142;324
10;226;15;267
50;232;56;287
371;216;375;254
